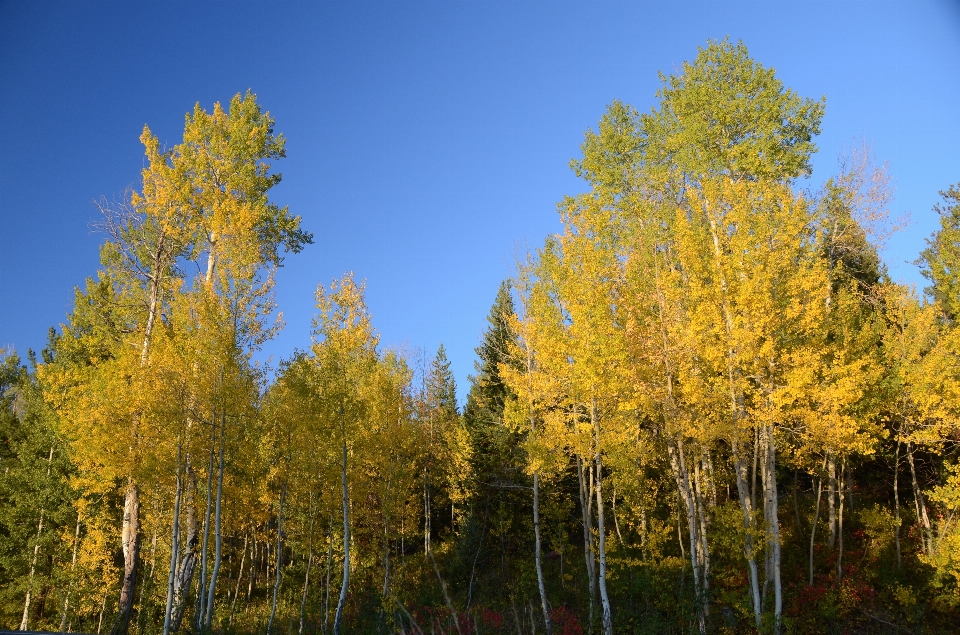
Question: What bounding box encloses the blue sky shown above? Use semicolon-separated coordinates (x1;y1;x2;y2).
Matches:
2;1;959;403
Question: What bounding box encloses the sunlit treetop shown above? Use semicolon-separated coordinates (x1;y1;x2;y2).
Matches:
642;38;826;184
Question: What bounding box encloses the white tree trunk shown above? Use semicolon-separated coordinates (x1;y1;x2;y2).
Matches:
734;446;762;629
576;456;597;631
60;510;82;632
668;438;706;635
163;455;183;635
333;434;350;635
827;452;837;550
762;425;782;631
20;445;54;631
204;421;226;629
267;486;286;635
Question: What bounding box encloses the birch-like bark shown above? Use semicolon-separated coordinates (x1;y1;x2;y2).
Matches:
533;472;552;635
171;460;199;631
827;452;837;550
734;446;762;629
576;455;597;631
594;456;613;635
20;445;54;631
907;442;933;555
809;459;825;586
204;419;226;629
111;481;141;635
324;513;334;635
205;232;217;285
762;425;782;631
667;438;706;635
333;429;350;635
893;440;902;569
300;495;316;635
111;221;170;635
592;400;613;635
196;433;215;630
836;458;845;583
60;510;83;632
267;485;286;635
163;453;184;635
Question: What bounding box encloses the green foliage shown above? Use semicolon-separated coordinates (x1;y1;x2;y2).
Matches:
6;43;960;635
920;184;960;319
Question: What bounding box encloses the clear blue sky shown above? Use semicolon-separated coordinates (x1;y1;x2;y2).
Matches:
2;1;959;403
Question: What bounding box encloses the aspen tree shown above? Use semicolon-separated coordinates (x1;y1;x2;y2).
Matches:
634;39;824;631
311;274;380;635
506;187;631;635
880;284;959;561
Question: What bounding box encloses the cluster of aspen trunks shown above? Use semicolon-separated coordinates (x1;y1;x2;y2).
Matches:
3;40;960;635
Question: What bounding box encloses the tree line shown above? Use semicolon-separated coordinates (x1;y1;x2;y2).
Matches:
2;40;960;635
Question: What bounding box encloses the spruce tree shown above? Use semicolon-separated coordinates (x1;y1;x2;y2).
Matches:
920;184;960;319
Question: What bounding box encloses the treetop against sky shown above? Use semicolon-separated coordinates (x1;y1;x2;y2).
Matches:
1;2;959;401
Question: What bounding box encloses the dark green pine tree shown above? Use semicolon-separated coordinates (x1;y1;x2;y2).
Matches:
459;281;534;606
920;183;960;320
0;338;77;631
463;280;517;431
427;343;458;418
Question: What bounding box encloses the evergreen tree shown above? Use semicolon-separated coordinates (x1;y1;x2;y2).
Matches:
0;344;77;631
920;184;960;319
464;281;516;430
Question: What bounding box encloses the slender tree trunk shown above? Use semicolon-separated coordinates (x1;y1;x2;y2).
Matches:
837;458;845;583
733;445;761;630
163;453;184;635
197;432;215;630
694;477;711;618
267;485;286;635
423;468;431;556
97;592;107;634
533;472;552;635
809;460;825;586
612;486;624;545
907;442;933;555
334;429;350;635
300;495;316;635
752;426;759;514
21;445;54;631
246;534;256;603
60;510;82;632
204;420;226;629
382;480;391;603
592;400;613;635
324;513;334;635
762;425;782;632
667;438;706;635
595;459;612;635
114;238;166;635
827;452;837;550
205;232;217;284
576;455;597;632
228;533;248;626
111;481;141;635
171;459;199;631
894;440;902;569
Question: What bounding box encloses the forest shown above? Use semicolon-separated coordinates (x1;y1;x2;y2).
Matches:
3;40;960;635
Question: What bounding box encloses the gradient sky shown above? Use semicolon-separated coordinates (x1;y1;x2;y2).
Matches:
2;1;959;402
